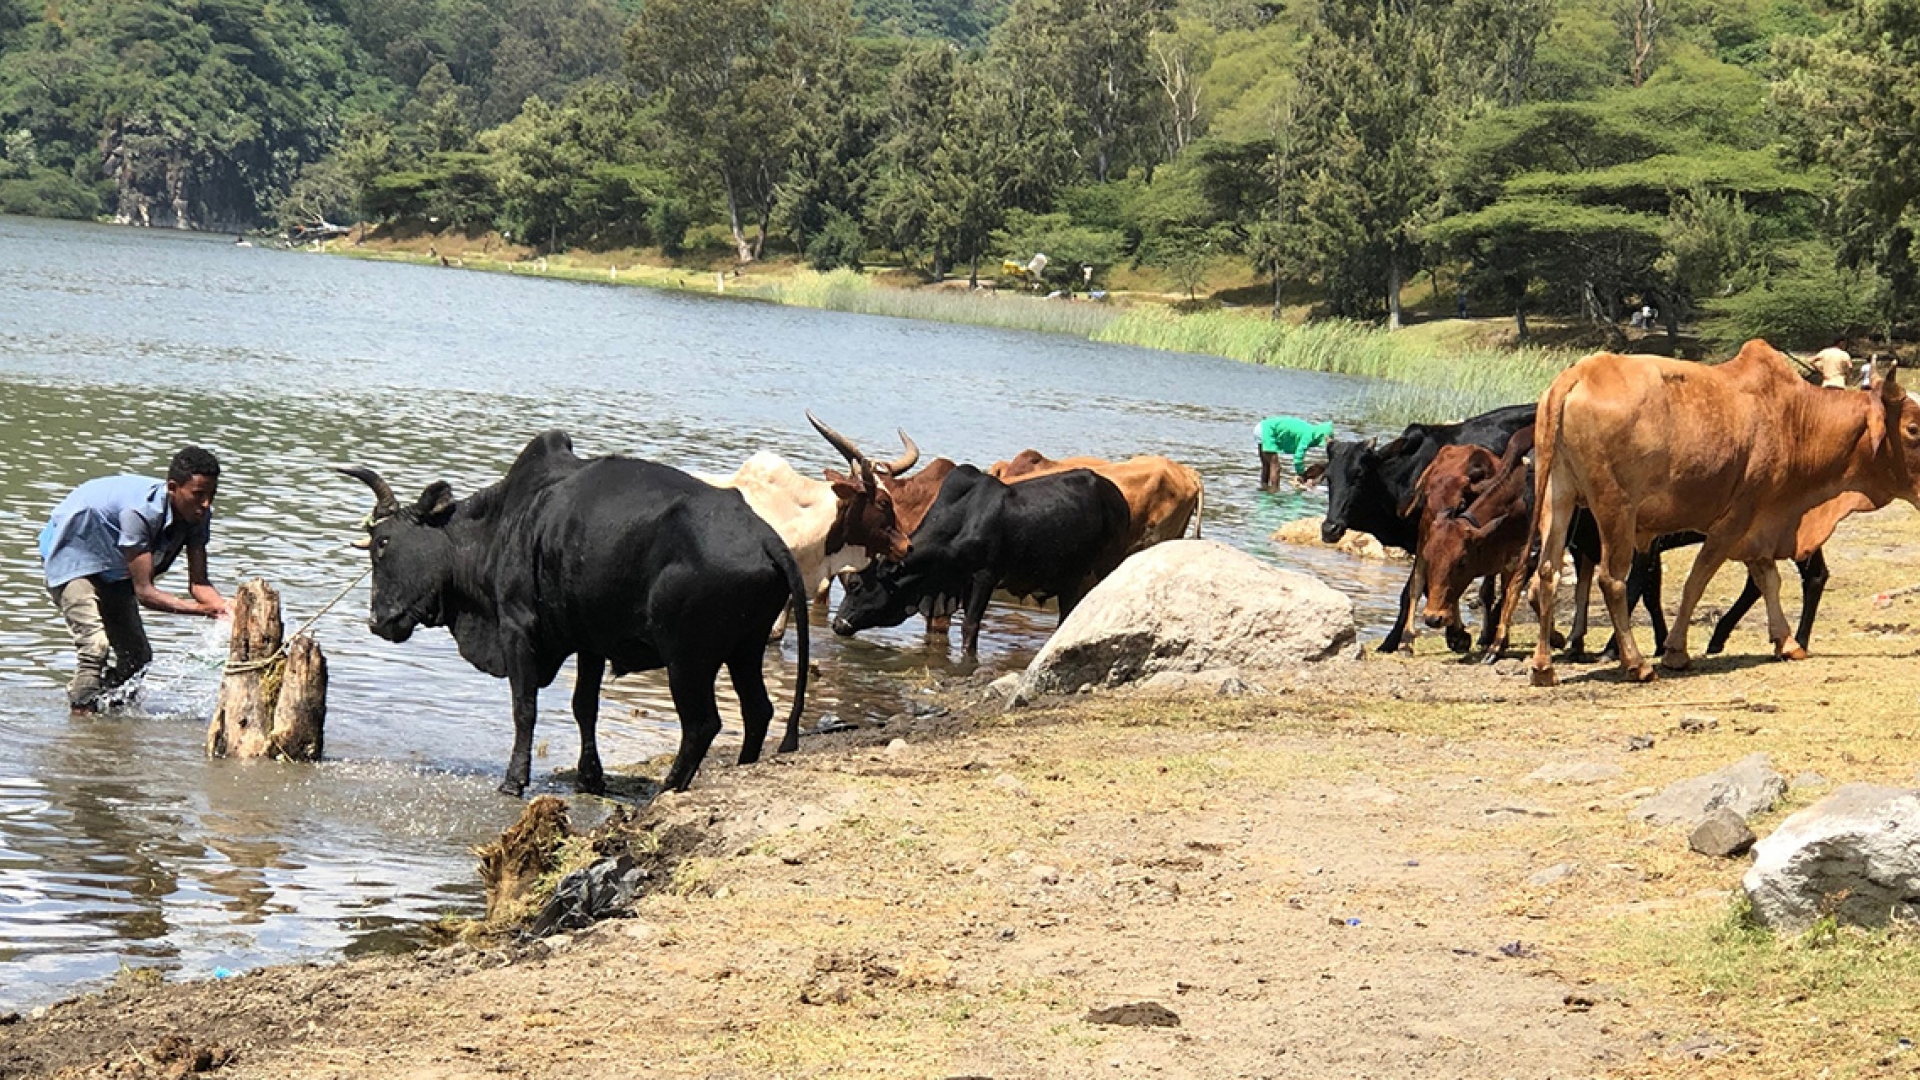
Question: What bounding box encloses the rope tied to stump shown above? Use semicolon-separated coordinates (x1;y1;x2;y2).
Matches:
223;566;371;675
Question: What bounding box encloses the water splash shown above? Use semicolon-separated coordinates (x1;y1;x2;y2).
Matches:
120;616;231;720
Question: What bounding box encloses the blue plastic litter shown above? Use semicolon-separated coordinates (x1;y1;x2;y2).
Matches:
1345;918;1361;926
211;967;234;979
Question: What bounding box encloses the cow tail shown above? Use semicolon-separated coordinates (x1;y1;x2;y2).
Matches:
1533;368;1572;554
1190;476;1204;540
775;541;809;755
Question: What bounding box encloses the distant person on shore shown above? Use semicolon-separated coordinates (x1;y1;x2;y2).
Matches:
1257;416;1335;492
38;447;230;711
1813;345;1853;389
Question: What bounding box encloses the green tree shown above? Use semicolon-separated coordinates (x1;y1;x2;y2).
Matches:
1773;0;1920;320
991;0;1176;181
625;0;854;263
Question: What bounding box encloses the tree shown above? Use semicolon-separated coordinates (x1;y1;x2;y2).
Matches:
991;0;1176;181
1773;0;1920;321
625;0;854;263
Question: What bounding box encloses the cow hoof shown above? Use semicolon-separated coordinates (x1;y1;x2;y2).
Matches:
1481;649;1505;666
1630;663;1658;683
1529;666;1557;687
1660;649;1691;671
574;774;606;795
1445;627;1473;653
1775;639;1808;661
497;778;528;798
1376;638;1401;654
1565;649;1591;664
1396;643;1414;657
1705;638;1728;656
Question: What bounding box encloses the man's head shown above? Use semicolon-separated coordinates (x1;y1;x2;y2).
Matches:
166;445;220;525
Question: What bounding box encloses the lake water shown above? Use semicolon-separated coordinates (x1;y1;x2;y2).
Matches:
0;214;1408;1010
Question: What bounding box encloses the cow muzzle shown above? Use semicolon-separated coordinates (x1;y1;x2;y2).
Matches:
1321;522;1347;544
1423;613;1447;629
831;616;856;637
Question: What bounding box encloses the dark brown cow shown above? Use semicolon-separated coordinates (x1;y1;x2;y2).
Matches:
1530;340;1920;686
1413;432;1536;662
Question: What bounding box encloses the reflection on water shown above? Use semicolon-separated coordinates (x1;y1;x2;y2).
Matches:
0;214;1415;1010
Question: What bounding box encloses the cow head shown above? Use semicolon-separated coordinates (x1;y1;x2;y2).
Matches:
989;449;1051;480
338;466;458;643
832;561;928;637
810;411;916;561
1320;439;1375;543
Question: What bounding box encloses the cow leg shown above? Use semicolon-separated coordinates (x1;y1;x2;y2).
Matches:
503;671;541;798
1748;559;1807;660
1634;548;1669;654
661;659;726;793
1567;553;1594;660
570;654;607;795
727;639;776;766
1530;469;1579;687
1593;524;1655;681
1394;558;1427;655
1485;556;1532;663
1662;536;1737;671
1792;548;1828;653
1706;573;1761;656
960;573;995;657
1380;562;1419;653
1470;575;1497;651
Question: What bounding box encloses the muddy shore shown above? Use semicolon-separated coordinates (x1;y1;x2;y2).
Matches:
8;507;1920;1080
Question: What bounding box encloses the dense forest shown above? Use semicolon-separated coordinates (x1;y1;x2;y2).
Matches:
2;0;1917;345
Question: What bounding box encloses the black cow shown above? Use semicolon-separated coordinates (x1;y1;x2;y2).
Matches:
339;430;810;797
832;466;1131;656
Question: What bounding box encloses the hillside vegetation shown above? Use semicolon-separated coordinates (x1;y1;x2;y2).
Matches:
4;0;1918;350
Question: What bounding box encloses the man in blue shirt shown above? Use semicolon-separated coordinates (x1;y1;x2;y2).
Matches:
38;446;230;711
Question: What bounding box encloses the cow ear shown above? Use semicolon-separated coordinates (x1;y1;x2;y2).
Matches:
823;467;850;484
1471;514;1509;542
1399;461;1435;518
1880;360;1904;403
1378;436;1411;458
829;477;863;501
415;481;456;525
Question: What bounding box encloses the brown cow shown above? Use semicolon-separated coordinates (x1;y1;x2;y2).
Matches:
988;450;1204;552
1529;340;1920;686
1413;431;1537;662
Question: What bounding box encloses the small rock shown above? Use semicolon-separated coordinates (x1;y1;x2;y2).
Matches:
1791;771;1830;791
1031;865;1061;885
1688;808;1757;858
1084;1001;1181;1028
1626;735;1655;752
988;673;1020;699
992;773;1031;799
1678;714;1718;733
884;738;910;757
1527;863;1577;887
1633;753;1785;828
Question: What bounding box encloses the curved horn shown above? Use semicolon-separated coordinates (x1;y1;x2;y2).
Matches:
881;429;920;477
336;465;398;516
807;410;868;469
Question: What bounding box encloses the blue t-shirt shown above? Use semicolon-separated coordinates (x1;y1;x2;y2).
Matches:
37;475;212;589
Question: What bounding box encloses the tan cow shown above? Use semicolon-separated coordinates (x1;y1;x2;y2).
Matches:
1529;340;1920;686
988;450;1204;553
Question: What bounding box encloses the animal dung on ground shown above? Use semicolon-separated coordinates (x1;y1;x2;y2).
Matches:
206;579;326;761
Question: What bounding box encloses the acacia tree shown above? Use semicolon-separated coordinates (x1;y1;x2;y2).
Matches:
624;0;852;263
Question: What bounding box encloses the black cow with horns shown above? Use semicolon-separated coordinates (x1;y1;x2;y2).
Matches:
338;430;810;797
832;465;1132;656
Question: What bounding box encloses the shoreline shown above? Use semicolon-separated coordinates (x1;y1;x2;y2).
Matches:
7;504;1920;1078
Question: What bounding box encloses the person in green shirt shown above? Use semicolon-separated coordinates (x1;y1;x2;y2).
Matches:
1257;416;1335;491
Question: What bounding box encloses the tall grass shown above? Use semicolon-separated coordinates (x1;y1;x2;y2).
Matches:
754;268;1122;336
1094;309;1575;427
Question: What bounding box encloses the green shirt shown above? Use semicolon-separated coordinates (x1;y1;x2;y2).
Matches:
1258;417;1334;474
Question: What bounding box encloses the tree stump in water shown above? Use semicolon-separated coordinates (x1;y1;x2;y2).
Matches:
206;579;327;761
478;796;573;923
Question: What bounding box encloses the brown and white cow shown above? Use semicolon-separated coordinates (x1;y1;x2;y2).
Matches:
1529;340;1920;686
988;450;1204;552
697;414;915;635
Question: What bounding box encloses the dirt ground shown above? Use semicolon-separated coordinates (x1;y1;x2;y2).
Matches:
9;508;1920;1080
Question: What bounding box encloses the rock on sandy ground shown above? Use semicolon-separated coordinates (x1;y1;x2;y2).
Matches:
1015;540;1356;699
1271;515;1407;561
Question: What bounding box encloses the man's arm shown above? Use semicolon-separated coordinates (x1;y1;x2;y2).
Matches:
127;548;226;617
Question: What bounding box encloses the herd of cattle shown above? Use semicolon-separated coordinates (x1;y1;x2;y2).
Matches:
335;418;1202;795
333;337;1918;796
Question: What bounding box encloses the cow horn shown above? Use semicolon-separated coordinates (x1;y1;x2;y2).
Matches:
806;410;869;470
337;465;398;517
882;430;920;477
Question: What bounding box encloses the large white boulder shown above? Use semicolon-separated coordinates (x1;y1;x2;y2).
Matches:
1743;784;1920;932
1012;540;1355;700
